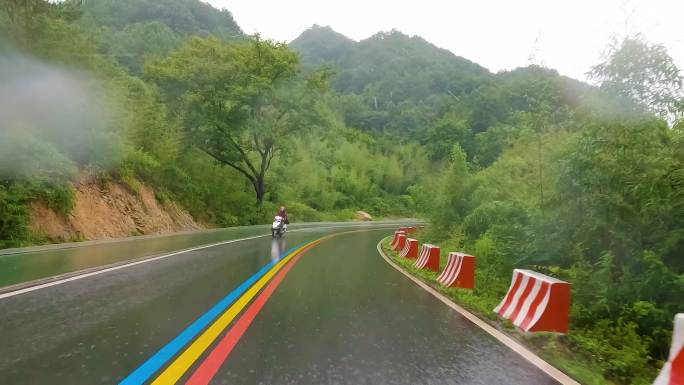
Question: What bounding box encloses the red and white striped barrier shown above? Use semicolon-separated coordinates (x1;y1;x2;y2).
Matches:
437;252;475;289
415;244;440;272
494;269;570;333
654;314;684;385
391;232;407;251
390;230;406;249
399;238;418;259
399;226;418;234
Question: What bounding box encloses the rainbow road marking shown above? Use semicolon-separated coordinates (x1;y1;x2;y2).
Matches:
118;241;311;385
183;241;314;385
149;241;318;384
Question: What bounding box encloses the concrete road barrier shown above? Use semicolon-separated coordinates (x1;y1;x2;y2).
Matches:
391;233;407;251
399;226;417;234
494;269;570;333
415;244;440;272
437;252;475;289
399;238;418;259
654;313;684;385
390;230;406;250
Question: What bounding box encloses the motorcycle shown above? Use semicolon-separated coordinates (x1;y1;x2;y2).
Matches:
272;215;287;238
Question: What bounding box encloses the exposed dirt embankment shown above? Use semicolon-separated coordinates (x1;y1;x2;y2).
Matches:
30;180;202;242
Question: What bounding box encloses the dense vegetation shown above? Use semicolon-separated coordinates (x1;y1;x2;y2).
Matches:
386;39;681;385
294;22;684;385
1;1;683;384
0;0;424;248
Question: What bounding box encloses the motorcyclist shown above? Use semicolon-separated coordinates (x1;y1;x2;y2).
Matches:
277;206;290;227
272;206;290;237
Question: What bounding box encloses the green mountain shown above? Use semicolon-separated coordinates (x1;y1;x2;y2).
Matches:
79;0;243;73
81;0;242;37
289;25;355;67
289;25;600;148
291;25;490;99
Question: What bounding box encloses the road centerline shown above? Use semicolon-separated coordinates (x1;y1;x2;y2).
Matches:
184;239;312;385
118;242;305;385
148;240;320;385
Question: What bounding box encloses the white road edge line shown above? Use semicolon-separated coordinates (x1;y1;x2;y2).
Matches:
376;238;581;385
0;224;408;300
0;235;269;300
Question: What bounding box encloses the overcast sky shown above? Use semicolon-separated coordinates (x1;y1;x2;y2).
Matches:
207;0;683;82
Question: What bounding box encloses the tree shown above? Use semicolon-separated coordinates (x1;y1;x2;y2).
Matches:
424;112;473;161
147;36;317;203
1;0;82;43
557;117;682;267
106;21;180;74
589;37;684;123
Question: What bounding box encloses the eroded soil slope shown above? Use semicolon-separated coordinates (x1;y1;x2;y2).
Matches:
30;180;201;242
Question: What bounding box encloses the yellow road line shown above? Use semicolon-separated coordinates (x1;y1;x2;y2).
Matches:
151;241;318;385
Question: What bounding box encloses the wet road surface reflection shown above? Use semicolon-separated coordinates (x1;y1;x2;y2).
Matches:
213;230;560;385
0;226;559;385
271;237;287;263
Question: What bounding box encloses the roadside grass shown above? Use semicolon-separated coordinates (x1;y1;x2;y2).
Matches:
380;237;612;385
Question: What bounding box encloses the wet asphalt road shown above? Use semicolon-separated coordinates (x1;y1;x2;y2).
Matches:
0;226;558;385
0;222;399;288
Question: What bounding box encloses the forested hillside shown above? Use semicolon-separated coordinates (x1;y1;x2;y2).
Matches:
294;22;684;385
291;25;491;137
0;0;424;248
1;1;683;384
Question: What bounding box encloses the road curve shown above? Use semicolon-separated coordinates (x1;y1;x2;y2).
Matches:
0;221;412;289
0;226;559;385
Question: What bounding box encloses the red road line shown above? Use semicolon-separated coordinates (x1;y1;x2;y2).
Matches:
184;242;317;385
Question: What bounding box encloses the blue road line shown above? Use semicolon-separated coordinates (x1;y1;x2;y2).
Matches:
118;243;303;385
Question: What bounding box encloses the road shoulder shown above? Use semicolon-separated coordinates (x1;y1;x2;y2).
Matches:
376;237;580;385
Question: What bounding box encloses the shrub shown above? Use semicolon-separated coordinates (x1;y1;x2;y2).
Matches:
0;184;31;248
36;182;75;216
568;319;652;384
283;202;322;222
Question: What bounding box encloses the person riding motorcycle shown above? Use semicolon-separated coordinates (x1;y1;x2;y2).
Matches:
272;206;290;237
277;206;289;225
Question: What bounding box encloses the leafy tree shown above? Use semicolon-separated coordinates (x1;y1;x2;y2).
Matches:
0;183;31;249
105;21;180;73
147;36;323;203
1;0;85;55
424;113;473;160
558;117;684;268
589;37;684;123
